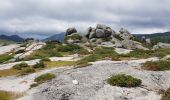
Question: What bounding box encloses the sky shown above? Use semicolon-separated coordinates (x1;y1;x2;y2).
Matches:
0;0;170;38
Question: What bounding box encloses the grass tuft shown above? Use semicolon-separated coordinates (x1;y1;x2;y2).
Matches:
107;74;142;87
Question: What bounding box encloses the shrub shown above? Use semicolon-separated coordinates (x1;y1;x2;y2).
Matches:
64;34;83;41
15;49;25;54
33;61;45;69
30;83;38;88
12;63;30;70
142;60;170;71
76;47;119;66
113;34;124;41
107;74;142;87
161;88;170;100
20;68;35;76
0;54;13;64
57;44;82;52
41;58;51;62
121;49;154;58
34;73;55;84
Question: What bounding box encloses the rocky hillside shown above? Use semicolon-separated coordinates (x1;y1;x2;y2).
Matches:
0;24;170;100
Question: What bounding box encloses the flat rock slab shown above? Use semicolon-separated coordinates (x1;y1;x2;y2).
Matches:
27;59;170;100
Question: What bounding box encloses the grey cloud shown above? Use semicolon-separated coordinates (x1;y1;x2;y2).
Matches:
0;0;169;36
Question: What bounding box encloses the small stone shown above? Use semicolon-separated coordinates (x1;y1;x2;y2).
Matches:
72;80;79;85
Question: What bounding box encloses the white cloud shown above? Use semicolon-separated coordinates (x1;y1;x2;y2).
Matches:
0;0;169;36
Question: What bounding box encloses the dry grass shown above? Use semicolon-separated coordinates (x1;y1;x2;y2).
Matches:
44;61;76;68
0;91;23;100
0;61;76;77
0;69;19;77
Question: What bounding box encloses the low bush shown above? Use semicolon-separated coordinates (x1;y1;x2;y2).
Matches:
57;44;82;52
161;88;170;100
34;73;55;84
20;68;35;75
41;58;51;62
107;74;142;87
30;83;38;88
33;61;45;69
0;54;13;64
12;63;30;70
15;49;25;54
64;34;83;41
76;47;119;66
142;60;170;71
121;49;154;58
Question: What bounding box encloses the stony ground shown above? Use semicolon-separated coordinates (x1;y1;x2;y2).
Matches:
19;58;170;100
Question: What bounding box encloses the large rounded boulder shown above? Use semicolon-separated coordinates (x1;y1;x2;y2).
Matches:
66;27;77;36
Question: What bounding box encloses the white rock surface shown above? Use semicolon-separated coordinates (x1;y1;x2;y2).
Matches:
115;48;133;54
19;57;169;100
0;44;20;55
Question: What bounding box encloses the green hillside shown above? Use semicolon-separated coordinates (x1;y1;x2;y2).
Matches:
134;32;170;44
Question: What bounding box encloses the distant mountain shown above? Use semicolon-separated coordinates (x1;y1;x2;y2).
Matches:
43;33;65;42
0;35;24;42
134;32;170;43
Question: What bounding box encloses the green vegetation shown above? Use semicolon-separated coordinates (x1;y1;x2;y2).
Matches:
33;61;45;69
107;74;142;87
161;88;170;100
0;39;14;45
142;60;170;71
24;43;89;60
113;34;124;41
57;44;81;52
76;47;119;67
64;34;82;41
121;49;154;58
0;54;13;64
34;73;55;83
135;32;170;44
31;73;56;87
41;58;51;62
120;48;170;59
20;68;35;75
12;63;29;70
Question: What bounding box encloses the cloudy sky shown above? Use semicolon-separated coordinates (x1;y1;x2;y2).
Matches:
0;0;170;38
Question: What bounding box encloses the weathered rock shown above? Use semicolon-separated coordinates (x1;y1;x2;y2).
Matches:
96;29;105;38
30;59;170;100
85;27;92;38
119;28;130;34
66;27;77;36
153;42;170;50
122;39;148;50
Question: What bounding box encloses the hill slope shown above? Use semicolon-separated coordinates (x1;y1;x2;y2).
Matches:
134;32;170;43
43;33;65;42
0;35;24;42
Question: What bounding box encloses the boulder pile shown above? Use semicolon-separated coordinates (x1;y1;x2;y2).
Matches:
85;24;114;39
64;24;148;50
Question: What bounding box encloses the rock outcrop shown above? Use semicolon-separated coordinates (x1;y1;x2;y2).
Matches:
85;24;113;39
153;42;170;50
66;27;77;36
